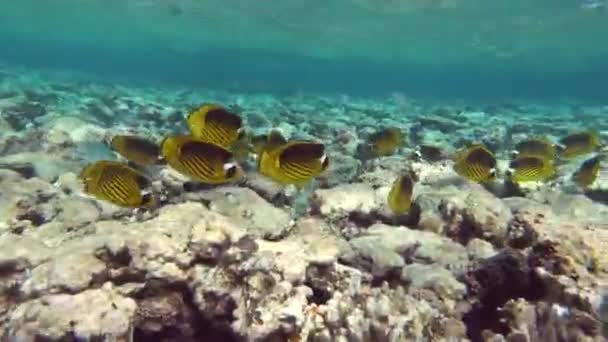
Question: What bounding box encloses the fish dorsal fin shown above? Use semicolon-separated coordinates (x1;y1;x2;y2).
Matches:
188;103;214;121
181;140;231;161
280;142;324;163
159;136;172;153
453;145;479;162
468;144;492;158
206;106;242;129
265;130;288;153
276;142;326;173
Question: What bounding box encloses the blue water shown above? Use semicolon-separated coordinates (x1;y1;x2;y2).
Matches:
1;0;608;102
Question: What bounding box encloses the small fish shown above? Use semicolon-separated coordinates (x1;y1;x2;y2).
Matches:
258;136;329;187
251;129;287;158
266;129;288;146
572;156;601;188
558;130;601;159
79;160;156;208
387;172;415;215
453;144;497;182
368;128;403;157
160;135;242;184
250;133;269;155
418;144;446;162
167;3;183;16
187;103;244;148
507;156;556;183
513;138;556;160
110;135;162;166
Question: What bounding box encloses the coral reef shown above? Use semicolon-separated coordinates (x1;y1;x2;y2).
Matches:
0;67;607;340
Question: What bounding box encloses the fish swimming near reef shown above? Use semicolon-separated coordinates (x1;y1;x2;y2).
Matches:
110;134;163;166
452;144;497;182
258;132;329;187
187;103;244;148
367;127;403;157
79;160;156;208
558;130;601;159
512;138;556;161
417;144;447;162
161;135;242;184
507;155;556;183
572;156;601;188
387;171;416;215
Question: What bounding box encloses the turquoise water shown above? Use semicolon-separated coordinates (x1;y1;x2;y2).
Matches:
1;0;608;101
2;2;608;341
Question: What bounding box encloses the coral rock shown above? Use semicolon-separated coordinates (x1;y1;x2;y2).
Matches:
7;284;136;340
312;183;382;221
341;224;469;280
199;187;293;240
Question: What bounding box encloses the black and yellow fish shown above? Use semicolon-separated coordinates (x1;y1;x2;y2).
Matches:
161;135;242;184
110;135;162;166
513;138;556;160
507;156;556;183
79;160;156;208
452;144;497;182
258;133;329;187
187;103;244;148
572;156;601;188
417;144;446;162
368;127;403;157
558;130;601;159
387;172;416;215
250;130;286;158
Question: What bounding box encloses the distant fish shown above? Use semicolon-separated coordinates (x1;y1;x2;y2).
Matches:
266;129;288;147
368;127;403;157
79;160;156;208
507;156;556;183
417;144;447;162
167;3;184;16
249;130;288;159
387;171;416;215
452;144;497;183
513;138;556;161
187;103;244;148
110;135;163;166
258;134;329;187
572;156;601;188
161;135;242;184
558;130;601;159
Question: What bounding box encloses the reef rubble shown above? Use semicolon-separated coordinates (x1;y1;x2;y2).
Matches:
1;166;607;341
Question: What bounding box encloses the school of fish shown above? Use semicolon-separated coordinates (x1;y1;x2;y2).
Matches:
81;103;605;216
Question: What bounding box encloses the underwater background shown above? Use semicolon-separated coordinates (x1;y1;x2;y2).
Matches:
2;0;608;102
2;1;608;341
